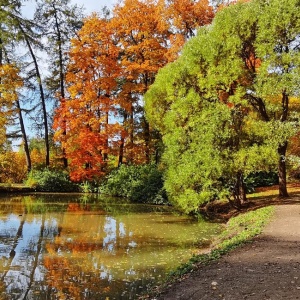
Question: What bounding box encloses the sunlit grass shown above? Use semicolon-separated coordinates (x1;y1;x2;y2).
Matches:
0;183;32;192
248;188;279;199
248;183;300;199
215;206;274;251
0;183;27;187
144;206;275;299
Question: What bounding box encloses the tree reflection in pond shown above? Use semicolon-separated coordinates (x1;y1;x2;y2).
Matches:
0;194;221;299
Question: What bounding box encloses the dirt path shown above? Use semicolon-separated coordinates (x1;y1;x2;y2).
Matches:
157;204;300;300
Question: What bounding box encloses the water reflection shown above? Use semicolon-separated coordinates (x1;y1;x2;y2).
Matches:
0;194;220;299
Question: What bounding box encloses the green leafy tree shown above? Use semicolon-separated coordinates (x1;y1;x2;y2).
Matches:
254;0;300;196
145;0;300;212
100;164;167;204
207;0;300;197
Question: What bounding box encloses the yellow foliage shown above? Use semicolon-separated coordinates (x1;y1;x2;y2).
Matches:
0;64;23;149
0;64;23;103
0;151;27;183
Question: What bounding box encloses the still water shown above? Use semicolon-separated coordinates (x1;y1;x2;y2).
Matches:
0;194;220;299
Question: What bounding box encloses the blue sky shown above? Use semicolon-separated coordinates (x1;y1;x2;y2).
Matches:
72;0;117;14
15;0;118;148
22;0;117;18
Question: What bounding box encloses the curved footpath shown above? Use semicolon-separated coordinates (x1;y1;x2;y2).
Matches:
157;204;300;300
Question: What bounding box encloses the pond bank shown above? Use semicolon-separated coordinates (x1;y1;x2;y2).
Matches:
0;184;34;193
147;200;300;299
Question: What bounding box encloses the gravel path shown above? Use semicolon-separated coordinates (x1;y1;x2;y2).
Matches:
158;205;300;300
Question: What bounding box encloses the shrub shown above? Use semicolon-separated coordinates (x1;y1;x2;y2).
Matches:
100;164;168;204
244;171;279;193
79;181;100;193
25;169;79;192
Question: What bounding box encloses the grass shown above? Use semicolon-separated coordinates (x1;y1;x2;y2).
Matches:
166;205;274;279
248;182;300;199
141;187;279;299
140;205;275;300
0;183;33;193
215;206;274;251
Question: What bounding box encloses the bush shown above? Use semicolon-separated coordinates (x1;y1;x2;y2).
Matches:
79;181;100;193
244;171;278;193
25;169;79;192
100;164;168;204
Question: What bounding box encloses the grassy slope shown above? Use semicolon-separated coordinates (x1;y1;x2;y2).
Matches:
142;184;300;298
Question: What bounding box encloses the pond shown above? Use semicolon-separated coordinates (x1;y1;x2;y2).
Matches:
0;194;221;299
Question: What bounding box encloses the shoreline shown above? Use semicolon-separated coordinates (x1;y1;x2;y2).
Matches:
152;203;300;299
142;204;275;299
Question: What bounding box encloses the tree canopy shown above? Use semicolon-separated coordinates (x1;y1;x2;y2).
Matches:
1;0;300;214
145;0;300;212
53;0;215;181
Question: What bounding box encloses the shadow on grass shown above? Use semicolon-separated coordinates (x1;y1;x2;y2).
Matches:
202;183;300;222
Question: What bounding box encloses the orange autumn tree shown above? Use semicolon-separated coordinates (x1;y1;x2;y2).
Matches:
54;0;215;181
163;0;215;61
54;15;121;181
112;0;214;164
111;0;170;164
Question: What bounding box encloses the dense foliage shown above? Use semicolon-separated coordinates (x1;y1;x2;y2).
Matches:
0;151;27;183
1;0;300;214
245;172;279;193
53;0;215;181
25;169;79;192
100;164;167;204
145;0;300;212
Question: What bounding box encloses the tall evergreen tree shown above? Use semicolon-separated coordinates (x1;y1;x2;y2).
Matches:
34;0;84;168
0;0;32;171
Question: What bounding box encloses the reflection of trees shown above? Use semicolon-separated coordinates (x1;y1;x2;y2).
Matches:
0;210;26;297
22;196;47;214
0;194;211;299
41;210;147;298
43;208;111;299
41;209;176;299
0;195;25;216
0;196;59;299
43;255;115;299
0;195;148;299
23;215;45;299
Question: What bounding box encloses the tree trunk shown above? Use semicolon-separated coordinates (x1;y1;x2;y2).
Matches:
118;137;125;167
0;39;2;65
16;100;31;173
23;215;45;300
143;116;150;164
118;113;128;166
19;24;50;167
54;5;68;168
278;141;289;197
230;172;247;209
5;54;31;173
103;111;109;162
2;212;26;281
